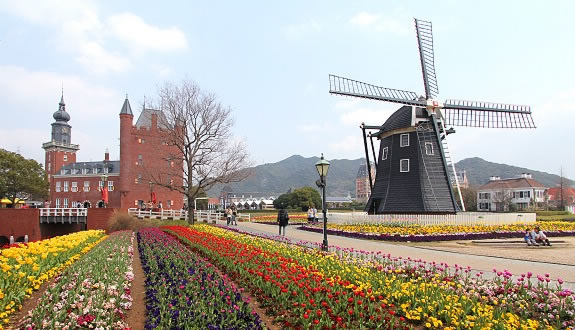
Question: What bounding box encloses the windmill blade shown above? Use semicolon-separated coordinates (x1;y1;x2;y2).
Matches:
329;74;426;107
415;18;439;99
443;99;536;128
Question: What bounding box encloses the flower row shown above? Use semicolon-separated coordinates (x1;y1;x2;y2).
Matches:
251;213;308;223
19;230;135;329
295;221;575;242
138;227;263;329
170;224;575;329
0;230;106;327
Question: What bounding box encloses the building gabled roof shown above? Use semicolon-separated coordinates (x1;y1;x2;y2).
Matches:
120;97;133;115
135;109;169;129
478;177;545;190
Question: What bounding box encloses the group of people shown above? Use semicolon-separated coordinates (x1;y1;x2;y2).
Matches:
225;206;238;226
307;205;318;224
524;226;551;246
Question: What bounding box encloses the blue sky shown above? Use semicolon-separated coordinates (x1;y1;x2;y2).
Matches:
1;1;574;180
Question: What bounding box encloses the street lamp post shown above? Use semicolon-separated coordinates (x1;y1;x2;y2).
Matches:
315;153;331;252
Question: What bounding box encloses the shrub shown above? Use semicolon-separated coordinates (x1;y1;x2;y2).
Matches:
536;210;570;216
108;211;147;231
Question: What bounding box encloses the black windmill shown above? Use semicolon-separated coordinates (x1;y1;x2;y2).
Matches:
329;18;535;214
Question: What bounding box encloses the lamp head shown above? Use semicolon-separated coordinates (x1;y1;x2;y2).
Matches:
315;153;330;178
101;174;108;182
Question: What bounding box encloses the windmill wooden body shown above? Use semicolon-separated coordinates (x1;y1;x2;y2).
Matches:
330;19;535;214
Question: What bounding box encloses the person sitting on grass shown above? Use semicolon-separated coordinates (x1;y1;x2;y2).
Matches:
524;228;539;246
534;227;551;246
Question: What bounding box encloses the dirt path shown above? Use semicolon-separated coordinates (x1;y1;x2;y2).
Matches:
125;233;146;329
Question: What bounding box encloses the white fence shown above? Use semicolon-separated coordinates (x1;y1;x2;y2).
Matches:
194;210;251;223
128;208;188;220
324;211;536;226
40;208;88;224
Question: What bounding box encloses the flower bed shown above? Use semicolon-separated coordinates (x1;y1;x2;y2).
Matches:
167;224;575;329
297;222;575;242
0;230;105;327
251;213;308;223
19;231;135;329
165;225;411;329
137;227;263;329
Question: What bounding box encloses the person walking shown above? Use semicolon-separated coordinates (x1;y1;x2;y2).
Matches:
232;206;238;225
277;205;289;236
226;207;232;226
307;206;314;224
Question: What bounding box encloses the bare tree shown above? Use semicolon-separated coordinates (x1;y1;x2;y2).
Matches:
148;79;251;224
492;189;512;212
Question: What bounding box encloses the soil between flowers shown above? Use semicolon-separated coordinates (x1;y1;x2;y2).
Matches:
125;232;146;329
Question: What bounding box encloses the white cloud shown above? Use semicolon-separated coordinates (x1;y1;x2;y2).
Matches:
335;99;397;126
348;11;411;35
329;135;364;156
0;2;187;74
0;66;123;164
75;41;132;74
349;12;380;26
107;13;188;52
282;20;322;40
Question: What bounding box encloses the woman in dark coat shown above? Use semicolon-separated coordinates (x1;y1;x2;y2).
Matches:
277;205;289;236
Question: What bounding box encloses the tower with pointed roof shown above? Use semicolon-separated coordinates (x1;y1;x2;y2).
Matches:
118;95;134;204
43;91;80;177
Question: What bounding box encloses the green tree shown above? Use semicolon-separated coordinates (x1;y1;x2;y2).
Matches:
273;186;321;210
0;149;49;205
459;186;477;212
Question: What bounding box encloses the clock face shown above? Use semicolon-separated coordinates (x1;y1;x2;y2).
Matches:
62;127;68;133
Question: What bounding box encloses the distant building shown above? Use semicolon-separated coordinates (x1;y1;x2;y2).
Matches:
326;195;353;208
546;187;575;213
476;173;545;212
451;169;469;189
355;163;375;201
44;94;184;209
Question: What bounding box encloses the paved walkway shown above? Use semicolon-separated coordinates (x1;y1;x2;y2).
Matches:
220;221;575;290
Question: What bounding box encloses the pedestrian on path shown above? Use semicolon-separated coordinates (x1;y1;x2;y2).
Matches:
307;206;314;224
277;205;289;236
226;207;232;226
232;206;238;226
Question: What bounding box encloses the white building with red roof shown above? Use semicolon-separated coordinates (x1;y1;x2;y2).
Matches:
476;173;545;212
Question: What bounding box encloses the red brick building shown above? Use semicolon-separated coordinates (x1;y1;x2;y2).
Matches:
43;94;183;209
355;163;375;201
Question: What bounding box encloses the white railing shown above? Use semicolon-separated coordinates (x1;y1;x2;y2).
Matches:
128;208;188;220
323;211;536;226
40;208;88;217
39;208;88;224
194;210;251;223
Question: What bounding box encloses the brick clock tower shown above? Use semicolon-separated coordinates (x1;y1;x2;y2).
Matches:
42;93;80;179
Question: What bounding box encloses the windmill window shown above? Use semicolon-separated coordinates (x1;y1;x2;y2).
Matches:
425;142;434;155
381;147;389;160
400;159;410;173
400;134;409;147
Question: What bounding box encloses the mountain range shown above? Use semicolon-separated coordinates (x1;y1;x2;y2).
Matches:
208;155;573;197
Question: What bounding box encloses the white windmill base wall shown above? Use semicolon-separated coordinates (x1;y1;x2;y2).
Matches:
325;212;536;226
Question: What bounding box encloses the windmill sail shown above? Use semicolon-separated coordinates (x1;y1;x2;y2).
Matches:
415;19;439;99
329;75;426;107
443;99;535;128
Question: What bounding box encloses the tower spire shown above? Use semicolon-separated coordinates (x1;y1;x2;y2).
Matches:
59;83;66;111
